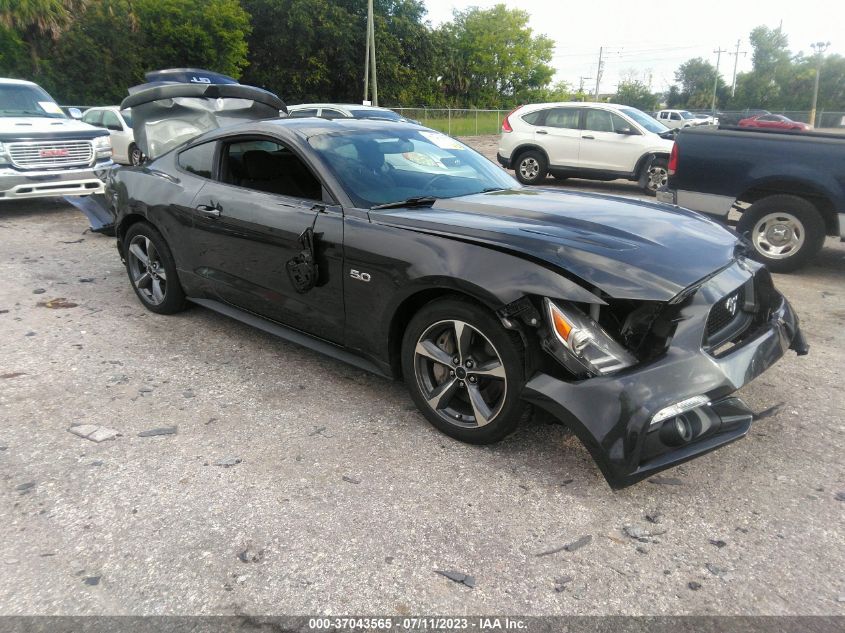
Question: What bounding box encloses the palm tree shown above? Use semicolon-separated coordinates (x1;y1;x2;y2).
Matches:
0;0;87;72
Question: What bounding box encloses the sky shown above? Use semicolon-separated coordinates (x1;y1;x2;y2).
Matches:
421;0;845;94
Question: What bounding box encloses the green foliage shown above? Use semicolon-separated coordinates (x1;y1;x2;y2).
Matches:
0;25;28;76
671;57;728;109
0;0;85;71
438;4;555;107
133;0;250;79
614;80;658;111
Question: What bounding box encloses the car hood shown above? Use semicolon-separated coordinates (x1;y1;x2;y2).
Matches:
0;116;106;141
374;188;739;301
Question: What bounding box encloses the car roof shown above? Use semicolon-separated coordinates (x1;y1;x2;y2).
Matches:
288;103;395;112
84;106;124;112
0;77;39;86
192;116;428;144
519;102;635;112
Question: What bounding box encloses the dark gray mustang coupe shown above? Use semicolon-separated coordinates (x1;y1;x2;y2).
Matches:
102;79;807;487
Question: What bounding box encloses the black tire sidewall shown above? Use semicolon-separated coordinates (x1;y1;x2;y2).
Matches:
514;150;547;185
401;297;526;444
123;222;187;314
737;195;826;273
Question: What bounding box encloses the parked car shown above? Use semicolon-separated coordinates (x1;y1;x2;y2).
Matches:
657;125;844;271
288;103;409;122
693;113;718;125
738;114;810;131
655;109;706;129
497;102;675;195
90;82;808;488
82;106;142;165
0;77;112;200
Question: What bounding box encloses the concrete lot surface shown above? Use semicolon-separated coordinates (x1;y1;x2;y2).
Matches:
1;184;844;616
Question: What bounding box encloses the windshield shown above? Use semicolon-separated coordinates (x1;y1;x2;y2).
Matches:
620;107;668;134
0;83;66;118
347;108;404;121
308;128;517;208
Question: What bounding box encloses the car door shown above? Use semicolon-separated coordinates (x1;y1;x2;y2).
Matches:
187;135;346;343
101;110;131;164
533;107;581;168
578;109;644;174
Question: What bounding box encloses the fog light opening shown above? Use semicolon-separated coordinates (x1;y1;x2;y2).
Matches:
660;414;695;446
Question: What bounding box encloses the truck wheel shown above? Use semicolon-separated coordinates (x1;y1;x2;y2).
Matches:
737;195;826;272
401;297;528;445
514;150;548;185
640;157;668;196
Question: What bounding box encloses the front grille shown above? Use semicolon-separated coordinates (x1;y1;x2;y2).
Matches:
8;141;94;169
706;287;745;338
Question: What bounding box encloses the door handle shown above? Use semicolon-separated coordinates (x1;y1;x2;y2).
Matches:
195;203;221;219
582;135;595;140
536;130;548;135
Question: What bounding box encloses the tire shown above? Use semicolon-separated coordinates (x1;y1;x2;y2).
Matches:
640;157;668;196
737;195;826;272
129;144;144;166
401;297;528;445
123;222;187;314
514;150;548;185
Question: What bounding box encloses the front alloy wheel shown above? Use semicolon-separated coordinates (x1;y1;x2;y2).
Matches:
414;319;507;429
642;158;668;195
401;298;527;444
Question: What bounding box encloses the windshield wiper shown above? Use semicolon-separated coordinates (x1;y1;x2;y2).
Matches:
370;196;437;210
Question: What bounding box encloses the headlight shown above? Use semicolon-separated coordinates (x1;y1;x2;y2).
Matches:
0;141;8;165
93;135;112;155
544;298;637;376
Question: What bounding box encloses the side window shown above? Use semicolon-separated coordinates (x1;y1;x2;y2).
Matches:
320;109;344;120
83;110;102;127
521;111;544;126
222;138;322;201
102;111;121;131
584;109;614;132
610;112;636;133
178;142;216;179
670;112;681;121
289;108;319;118
659;112;668;120
544;108;580;129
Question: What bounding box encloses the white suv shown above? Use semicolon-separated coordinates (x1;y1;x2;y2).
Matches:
497;102;674;195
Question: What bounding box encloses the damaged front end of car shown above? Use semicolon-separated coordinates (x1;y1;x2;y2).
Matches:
505;257;807;488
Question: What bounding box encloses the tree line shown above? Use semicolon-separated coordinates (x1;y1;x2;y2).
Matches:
0;0;564;107
615;26;844;113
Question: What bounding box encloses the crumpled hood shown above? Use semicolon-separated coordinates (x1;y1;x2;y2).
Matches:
0;116;106;140
375;188;739;301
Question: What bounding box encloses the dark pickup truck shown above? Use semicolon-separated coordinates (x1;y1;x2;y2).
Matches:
657;126;845;271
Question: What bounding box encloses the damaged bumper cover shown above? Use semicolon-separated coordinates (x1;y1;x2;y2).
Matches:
522;260;807;488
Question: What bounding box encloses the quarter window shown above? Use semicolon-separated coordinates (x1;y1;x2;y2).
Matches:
521;111;544;125
178;142;216;179
289;108;319;118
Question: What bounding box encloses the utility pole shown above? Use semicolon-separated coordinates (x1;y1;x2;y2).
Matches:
729;39;747;98
593;47;603;100
711;47;728;117
578;76;592;99
809;41;830;127
362;0;378;106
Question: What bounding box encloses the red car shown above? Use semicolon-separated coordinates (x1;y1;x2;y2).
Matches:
738;114;810;131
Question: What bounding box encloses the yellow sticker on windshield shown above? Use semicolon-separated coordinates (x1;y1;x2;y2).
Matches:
38;101;64;115
419;131;465;150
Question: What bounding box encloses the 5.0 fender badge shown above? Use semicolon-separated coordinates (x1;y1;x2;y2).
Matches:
350;269;371;282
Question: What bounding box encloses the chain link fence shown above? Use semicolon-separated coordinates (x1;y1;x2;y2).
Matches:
392;108;511;136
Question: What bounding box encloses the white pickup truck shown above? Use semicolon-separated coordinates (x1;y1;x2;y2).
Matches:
0;78;112;200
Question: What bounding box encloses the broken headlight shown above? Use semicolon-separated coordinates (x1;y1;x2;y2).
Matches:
543;298;637;377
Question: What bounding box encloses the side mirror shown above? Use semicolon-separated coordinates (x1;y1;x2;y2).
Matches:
107;124;122;132
67;107;82;120
616;126;636;135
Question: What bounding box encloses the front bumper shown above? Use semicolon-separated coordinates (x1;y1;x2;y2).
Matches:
0;162;112;200
522;261;806;488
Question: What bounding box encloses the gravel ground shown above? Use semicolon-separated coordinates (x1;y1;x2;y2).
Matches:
1;168;844;616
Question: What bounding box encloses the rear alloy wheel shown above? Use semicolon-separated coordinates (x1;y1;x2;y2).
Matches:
129;144;144;166
124;222;187;314
514;150;547;185
402;298;527;444
737;195;826;272
641;157;668;196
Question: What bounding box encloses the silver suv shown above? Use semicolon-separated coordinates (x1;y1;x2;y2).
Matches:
496;102;675;195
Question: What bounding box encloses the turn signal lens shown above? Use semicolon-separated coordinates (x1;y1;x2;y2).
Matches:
649;395;710;428
550;303;573;342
